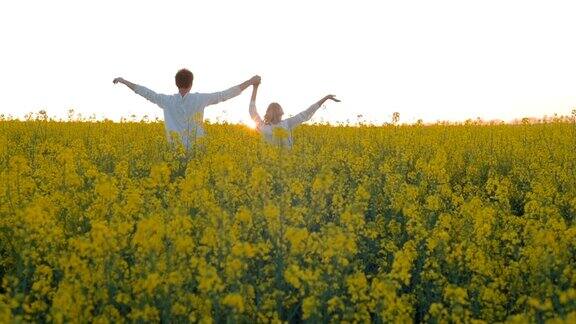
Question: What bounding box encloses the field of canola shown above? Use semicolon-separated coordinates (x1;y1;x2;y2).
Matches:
0;119;575;323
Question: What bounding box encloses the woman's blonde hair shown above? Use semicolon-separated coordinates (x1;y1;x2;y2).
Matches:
264;103;284;125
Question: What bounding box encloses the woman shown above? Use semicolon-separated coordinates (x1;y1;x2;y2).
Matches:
249;82;340;147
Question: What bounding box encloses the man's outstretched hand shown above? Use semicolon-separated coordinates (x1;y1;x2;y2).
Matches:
113;77;125;84
239;75;261;91
113;77;137;90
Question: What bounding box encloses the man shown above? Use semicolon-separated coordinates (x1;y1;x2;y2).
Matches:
113;69;260;148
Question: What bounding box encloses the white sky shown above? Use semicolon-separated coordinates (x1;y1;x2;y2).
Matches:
1;0;575;124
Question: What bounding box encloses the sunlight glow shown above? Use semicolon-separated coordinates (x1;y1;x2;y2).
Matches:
245;119;257;129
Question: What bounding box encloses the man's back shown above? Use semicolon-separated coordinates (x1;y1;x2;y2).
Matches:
133;85;242;148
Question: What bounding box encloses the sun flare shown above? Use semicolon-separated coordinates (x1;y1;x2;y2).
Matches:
245;119;257;129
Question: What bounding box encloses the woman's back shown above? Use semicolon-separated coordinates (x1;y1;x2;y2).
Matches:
256;120;293;147
248;82;339;148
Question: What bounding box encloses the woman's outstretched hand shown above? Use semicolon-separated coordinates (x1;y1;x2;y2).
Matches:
323;95;341;103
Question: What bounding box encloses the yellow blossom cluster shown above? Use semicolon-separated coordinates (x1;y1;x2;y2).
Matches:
0;118;575;322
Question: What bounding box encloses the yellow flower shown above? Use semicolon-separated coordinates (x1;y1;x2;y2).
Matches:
346;272;368;302
302;296;317;320
285;226;309;254
94;176;118;201
222;293;245;313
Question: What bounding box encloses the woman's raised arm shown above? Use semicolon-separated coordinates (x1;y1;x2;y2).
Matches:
249;83;264;128
285;95;340;129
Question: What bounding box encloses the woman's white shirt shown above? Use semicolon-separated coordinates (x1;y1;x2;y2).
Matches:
249;100;322;147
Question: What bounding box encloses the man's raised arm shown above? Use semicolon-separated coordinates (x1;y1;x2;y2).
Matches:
201;75;261;107
113;77;170;109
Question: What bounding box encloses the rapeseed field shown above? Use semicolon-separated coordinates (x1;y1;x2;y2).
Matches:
0;118;575;323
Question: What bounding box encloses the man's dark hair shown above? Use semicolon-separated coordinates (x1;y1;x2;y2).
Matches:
175;69;194;89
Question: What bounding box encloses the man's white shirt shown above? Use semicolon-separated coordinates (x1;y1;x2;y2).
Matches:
134;85;242;148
